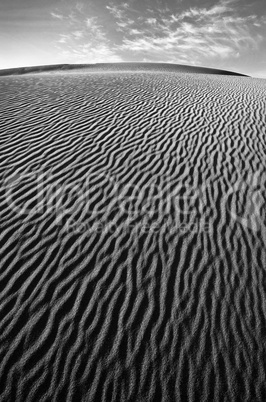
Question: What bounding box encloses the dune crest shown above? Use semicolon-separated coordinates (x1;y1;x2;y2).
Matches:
0;62;249;77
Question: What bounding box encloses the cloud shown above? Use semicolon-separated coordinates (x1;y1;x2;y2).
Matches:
51;0;266;68
106;0;266;65
106;4;135;33
58;34;70;44
179;0;234;19
75;2;84;13
106;5;126;20
85;18;106;40
72;31;84;39
59;44;122;63
52;5;122;64
51;12;64;20
146;18;157;25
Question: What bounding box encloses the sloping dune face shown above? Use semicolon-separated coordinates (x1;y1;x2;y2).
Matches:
0;66;266;401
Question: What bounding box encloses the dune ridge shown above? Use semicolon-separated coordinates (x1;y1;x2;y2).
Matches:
0;62;249;77
0;66;266;401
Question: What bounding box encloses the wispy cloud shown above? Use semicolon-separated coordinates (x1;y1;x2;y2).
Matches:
58;34;70;44
51;12;64;20
85;17;106;40
106;4;135;32
106;5;126;20
72;31;84;39
51;0;266;68
52;5;122;63
105;0;266;65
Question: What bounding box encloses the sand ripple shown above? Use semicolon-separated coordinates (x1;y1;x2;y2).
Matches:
0;65;266;401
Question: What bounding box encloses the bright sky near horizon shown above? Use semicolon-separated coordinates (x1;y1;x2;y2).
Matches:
1;0;266;77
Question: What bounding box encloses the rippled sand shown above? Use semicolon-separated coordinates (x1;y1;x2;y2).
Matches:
0;64;266;401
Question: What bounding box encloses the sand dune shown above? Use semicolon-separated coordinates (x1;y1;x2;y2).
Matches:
0;64;266;401
0;62;249;77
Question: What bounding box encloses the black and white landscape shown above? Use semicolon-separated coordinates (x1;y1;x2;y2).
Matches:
1;0;266;400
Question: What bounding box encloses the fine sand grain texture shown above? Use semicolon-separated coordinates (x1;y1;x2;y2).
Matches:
0;64;266;401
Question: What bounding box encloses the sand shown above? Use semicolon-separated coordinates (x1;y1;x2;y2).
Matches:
0;64;266;401
0;62;248;77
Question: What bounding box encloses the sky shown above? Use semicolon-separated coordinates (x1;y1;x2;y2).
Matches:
1;0;266;77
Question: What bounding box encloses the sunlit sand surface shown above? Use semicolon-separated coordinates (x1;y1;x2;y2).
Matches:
0;64;266;401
